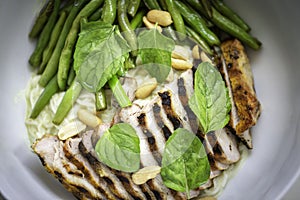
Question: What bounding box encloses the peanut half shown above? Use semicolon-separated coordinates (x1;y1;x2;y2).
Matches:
58;121;86;140
77;109;102;128
143;16;162;33
171;58;193;70
147;10;173;27
132;166;161;185
135;78;158;99
192;45;201;60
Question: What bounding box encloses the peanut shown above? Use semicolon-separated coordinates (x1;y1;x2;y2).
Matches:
132;166;161;185
192;45;201;60
171;58;193;70
135;79;157;99
77;109;102;128
201;51;213;64
58;121;86;140
143;16;162;33
147;10;173;26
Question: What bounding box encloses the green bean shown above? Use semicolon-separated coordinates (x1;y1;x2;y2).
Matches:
165;0;186;40
158;0;167;10
130;9;147;29
39;0;88;87
95;89;107;111
67;66;76;87
29;0;60;68
127;0;141;17
211;0;250;32
29;0;55;39
30;75;59;119
38;11;67;74
58;0;104;91
52;80;82;125
101;0;117;24
211;7;261;50
118;0;137;52
108;75;132;108
184;0;214;27
143;0;161;10
185;26;213;55
89;7;103;21
174;0;220;46
201;0;212;18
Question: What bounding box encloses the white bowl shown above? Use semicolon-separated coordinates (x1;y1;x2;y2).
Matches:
1;0;300;199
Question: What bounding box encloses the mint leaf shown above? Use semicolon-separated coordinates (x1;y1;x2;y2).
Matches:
189;62;231;134
74;21;131;92
161;128;210;195
95;123;140;173
137;28;175;83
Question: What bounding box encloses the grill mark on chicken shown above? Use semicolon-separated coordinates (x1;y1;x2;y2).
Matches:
177;77;199;133
63;137;116;199
153;103;172;140
137;113;162;164
32;135;104;199
158;91;183;129
78;140;134;200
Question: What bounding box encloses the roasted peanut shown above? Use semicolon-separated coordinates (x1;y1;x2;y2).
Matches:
135;79;157;99
132;166;161;185
58;121;86;140
143;16;162;33
77;109;102;128
147;10;173;26
192;45;201;60
171;58;193;70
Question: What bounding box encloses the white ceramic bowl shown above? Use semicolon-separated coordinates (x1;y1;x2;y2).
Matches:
1;0;300;199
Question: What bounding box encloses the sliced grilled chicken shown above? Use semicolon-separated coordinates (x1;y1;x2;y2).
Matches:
220;39;261;136
32;135;105;200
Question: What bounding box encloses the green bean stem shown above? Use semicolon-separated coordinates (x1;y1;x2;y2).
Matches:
30;75;59;119
101;0;117;24
39;0;88;87
211;0;250;32
211;7;261;50
186;26;213;55
165;0;186;40
29;0;55;38
174;0;220;46
29;0;60;68
52;80;82;125
130;9;147;29
127;0;141;17
38;11;67;74
58;0;104;91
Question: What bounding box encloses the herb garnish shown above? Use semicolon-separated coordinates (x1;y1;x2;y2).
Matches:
189;62;231;134
95;123;140;173
74;20;131;93
161;128;210;198
137;28;175;83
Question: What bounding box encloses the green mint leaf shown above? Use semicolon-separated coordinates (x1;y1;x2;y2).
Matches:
189;62;231;134
95;123;140;173
74;21;131;92
137;28;175;83
161;128;210;195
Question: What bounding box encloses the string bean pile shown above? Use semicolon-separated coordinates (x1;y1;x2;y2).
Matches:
28;0;261;125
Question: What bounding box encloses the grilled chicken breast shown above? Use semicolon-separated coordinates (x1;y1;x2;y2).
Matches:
32;41;260;199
